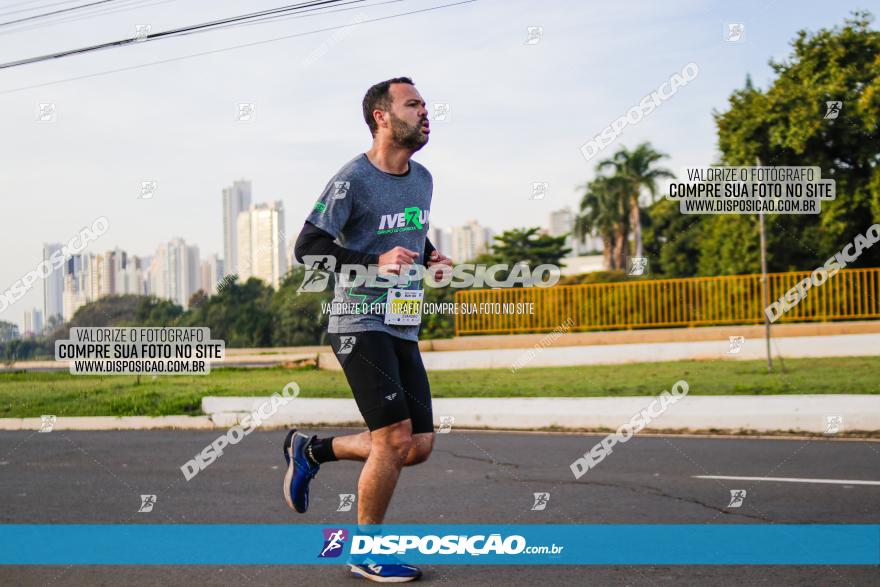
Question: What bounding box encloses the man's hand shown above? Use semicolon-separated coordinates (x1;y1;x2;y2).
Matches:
427;249;452;267
427;249;453;281
378;246;419;275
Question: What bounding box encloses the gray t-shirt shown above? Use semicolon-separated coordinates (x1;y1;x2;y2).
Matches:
306;153;433;342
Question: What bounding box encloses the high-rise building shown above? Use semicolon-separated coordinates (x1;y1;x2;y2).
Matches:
222;180;252;275
117;253;147;296
548;207;578;257
140;255;153;296
96;250;117;296
237;201;287;290
150;238;200;308
200;254;225;295
23;308;43;337
427;225;450;258
548;207;574;238
42;243;64;324
22;311;33;337
450;220;494;262
99;247;143;296
286;237;298;268
62;253;91;322
549;207;602;255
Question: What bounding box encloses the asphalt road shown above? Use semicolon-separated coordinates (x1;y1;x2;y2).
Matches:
1;429;878;586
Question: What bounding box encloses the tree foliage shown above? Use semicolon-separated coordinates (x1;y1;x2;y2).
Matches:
646;11;880;277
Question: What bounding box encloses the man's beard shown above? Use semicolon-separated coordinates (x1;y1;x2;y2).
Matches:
389;113;428;151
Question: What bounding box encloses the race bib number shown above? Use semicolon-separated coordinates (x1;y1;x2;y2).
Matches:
384;288;424;326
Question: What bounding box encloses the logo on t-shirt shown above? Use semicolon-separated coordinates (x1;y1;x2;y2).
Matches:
377;206;429;235
332;181;350;199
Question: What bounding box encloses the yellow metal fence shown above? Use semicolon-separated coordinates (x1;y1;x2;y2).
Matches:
453;268;880;335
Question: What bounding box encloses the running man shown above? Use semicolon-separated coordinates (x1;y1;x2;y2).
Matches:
284;77;452;583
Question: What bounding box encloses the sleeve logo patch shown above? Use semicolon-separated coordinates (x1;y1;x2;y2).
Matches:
332;181;350;199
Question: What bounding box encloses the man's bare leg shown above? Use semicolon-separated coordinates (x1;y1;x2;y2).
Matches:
332;428;434;466
356;419;413;525
328;430;371;460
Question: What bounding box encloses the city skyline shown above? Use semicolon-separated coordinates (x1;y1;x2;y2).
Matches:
24;189;582;333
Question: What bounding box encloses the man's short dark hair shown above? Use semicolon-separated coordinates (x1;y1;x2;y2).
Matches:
362;77;414;137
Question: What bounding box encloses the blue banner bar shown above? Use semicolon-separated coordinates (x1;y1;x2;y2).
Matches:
1;525;877;565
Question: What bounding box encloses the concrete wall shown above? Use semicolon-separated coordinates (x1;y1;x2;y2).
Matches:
200;395;880;433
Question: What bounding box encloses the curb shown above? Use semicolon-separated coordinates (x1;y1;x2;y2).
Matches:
3;395;878;434
0;416;215;431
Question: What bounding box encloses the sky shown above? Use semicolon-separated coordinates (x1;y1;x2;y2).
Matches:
0;0;870;329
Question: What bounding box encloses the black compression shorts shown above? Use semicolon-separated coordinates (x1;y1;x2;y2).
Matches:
328;331;434;434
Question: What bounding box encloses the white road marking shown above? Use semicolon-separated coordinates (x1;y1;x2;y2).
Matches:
694;475;880;486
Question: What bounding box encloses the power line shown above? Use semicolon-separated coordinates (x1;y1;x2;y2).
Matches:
0;0;347;68
0;0;477;94
201;0;406;34
0;0;86;18
1;0;399;38
0;0;127;27
0;0;166;35
151;0;362;40
0;0;178;36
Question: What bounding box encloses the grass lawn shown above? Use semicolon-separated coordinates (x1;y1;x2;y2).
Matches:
1;356;877;418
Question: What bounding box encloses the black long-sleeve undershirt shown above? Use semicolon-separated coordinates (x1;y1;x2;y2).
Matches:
294;221;435;267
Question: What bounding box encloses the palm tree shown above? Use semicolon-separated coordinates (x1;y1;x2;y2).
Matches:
574;175;631;270
598;143;674;257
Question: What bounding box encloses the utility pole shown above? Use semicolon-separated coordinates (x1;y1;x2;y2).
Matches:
756;156;773;372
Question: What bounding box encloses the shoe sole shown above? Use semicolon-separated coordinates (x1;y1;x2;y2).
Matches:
282;441;297;512
349;564;421;583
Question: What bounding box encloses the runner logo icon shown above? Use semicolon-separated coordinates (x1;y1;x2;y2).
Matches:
824;101;842;119
39;415;57;433
319;528;349;558
332;181;350;199
138;494;156;513
337;494;355;512
727;490;746;508
338;336;356;354
299;255;336;293
531;492;550;511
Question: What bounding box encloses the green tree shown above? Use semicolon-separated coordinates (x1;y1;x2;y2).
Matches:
0;320;18;343
642;198;706;277
271;266;332;346
182;277;274;347
710;10;880;273
188;289;209;310
575;175;631;270
131;296;185;325
598;143;674;258
421;283;456;339
489;227;571;273
44;314;63;337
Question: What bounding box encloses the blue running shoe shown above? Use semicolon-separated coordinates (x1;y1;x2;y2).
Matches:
282;430;319;513
349;559;422;583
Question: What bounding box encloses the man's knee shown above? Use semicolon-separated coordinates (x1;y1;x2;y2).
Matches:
406;433;435;466
407;446;432;465
373;420;413;461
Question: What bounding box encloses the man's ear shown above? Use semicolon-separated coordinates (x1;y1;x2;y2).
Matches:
373;108;390;131
372;109;383;130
